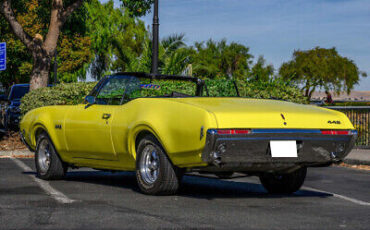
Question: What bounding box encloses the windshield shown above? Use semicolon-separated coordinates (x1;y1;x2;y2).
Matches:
9;85;29;100
92;75;241;105
94;75;197;105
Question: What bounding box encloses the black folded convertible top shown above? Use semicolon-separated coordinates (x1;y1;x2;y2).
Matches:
112;72;206;96
113;72;203;84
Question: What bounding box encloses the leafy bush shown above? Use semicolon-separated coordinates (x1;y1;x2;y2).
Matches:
206;79;307;104
136;79;306;104
243;79;307;104
21;78;307;115
20;82;96;115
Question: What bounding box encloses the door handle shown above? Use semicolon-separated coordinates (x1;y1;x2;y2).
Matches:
102;113;111;120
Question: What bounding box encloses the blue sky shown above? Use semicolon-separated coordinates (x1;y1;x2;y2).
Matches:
103;0;370;91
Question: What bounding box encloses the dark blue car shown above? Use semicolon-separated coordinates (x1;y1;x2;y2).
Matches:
1;84;29;130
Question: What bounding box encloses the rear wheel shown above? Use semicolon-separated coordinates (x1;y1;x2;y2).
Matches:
259;167;307;194
35;132;67;180
136;135;183;195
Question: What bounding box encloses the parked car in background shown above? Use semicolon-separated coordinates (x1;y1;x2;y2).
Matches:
1;84;30;130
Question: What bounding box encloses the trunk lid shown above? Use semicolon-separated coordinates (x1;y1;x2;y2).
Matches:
170;98;353;129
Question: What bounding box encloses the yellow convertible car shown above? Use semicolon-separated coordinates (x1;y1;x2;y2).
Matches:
20;73;357;195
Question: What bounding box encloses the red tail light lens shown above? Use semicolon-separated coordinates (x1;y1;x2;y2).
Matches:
217;130;233;135
321;130;350;135
217;129;251;135
235;130;251;134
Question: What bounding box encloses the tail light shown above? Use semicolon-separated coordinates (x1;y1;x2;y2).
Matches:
321;130;350;135
217;129;251;135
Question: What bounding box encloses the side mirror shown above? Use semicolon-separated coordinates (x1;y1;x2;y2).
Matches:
85;95;95;105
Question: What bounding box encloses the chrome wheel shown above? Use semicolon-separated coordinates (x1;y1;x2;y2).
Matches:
139;145;160;184
37;139;51;174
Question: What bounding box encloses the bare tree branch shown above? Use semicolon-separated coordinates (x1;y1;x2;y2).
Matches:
61;0;84;23
43;0;64;54
0;0;34;50
43;0;84;55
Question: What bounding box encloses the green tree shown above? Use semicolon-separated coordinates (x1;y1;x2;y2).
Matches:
161;48;193;75
57;34;92;82
279;47;367;99
191;39;253;79
86;0;147;79
0;17;30;87
0;0;153;90
159;34;192;75
0;0;90;90
250;56;274;81
0;0;92;86
121;0;154;17
113;32;191;76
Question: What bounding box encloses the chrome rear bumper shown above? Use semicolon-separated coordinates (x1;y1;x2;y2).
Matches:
201;129;357;173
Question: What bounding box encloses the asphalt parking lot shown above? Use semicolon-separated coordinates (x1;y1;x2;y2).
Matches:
0;158;369;230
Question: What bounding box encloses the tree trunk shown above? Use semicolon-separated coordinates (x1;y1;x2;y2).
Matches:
1;0;85;91
308;88;315;100
29;37;52;90
29;50;51;90
304;87;309;97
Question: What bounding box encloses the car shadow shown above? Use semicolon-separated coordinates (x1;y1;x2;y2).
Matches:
58;170;332;199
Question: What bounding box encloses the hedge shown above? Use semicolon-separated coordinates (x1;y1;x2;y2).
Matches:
206;79;307;104
20;82;96;115
20;79;307;115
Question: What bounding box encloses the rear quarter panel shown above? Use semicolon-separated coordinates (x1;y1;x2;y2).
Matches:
112;98;217;168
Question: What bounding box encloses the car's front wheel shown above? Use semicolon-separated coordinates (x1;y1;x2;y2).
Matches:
136;135;183;195
35;132;67;180
259;167;307;194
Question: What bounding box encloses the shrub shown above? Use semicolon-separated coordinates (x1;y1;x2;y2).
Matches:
206;79;308;104
20;82;96;115
21;78;307;115
138;79;307;104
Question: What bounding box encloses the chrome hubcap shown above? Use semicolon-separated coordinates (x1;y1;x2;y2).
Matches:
37;139;51;174
140;145;160;184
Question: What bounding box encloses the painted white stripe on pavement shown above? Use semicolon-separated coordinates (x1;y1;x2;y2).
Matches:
303;186;370;206
11;157;75;204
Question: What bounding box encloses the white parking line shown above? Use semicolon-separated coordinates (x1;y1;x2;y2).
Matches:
303;186;370;206
11;158;76;204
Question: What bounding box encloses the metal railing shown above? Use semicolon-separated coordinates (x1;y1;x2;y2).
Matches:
325;106;370;148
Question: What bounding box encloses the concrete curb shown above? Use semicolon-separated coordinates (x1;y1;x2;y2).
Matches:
0;149;34;158
344;149;370;166
343;159;370;166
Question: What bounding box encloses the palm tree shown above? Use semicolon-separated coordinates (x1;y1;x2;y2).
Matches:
113;33;191;75
160;34;193;75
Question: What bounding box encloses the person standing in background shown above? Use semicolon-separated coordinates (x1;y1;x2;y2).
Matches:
325;91;333;104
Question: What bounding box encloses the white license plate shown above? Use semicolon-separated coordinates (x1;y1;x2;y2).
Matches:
270;141;298;158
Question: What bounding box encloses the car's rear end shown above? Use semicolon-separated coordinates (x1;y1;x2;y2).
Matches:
202;128;356;173
174;97;357;173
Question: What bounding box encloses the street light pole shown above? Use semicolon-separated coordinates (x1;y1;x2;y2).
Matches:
151;0;159;75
